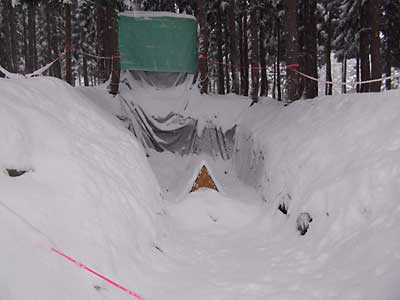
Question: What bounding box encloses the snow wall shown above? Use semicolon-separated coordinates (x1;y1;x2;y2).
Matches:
0;77;162;300
234;92;400;239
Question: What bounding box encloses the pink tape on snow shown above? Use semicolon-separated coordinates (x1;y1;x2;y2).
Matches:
51;247;144;300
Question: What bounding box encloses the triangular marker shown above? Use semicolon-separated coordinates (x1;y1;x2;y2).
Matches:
190;165;219;192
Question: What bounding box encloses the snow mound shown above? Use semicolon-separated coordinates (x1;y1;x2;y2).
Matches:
0;77;161;300
233;91;400;299
168;188;258;233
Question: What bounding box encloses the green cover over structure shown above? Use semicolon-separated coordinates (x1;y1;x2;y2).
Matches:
119;12;198;73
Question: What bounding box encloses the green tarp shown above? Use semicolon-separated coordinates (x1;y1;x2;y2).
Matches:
119;12;198;73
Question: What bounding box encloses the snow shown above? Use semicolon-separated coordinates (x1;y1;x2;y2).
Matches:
1;74;400;300
167;188;260;233
119;11;196;21
0;77;162;300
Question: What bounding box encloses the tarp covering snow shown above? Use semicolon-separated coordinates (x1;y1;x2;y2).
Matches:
117;72;237;159
119;11;198;73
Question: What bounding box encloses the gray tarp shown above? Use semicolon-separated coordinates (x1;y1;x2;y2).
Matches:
118;73;236;159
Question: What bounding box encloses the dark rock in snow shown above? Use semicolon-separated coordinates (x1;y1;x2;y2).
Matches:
278;203;288;215
6;169;28;177
296;213;313;235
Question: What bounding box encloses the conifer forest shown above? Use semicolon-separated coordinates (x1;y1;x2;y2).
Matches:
1;0;399;101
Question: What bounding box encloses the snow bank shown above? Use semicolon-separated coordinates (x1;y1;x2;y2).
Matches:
237;92;400;233
234;91;400;298
0;77;162;300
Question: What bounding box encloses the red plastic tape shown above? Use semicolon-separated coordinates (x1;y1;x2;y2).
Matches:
51;247;144;300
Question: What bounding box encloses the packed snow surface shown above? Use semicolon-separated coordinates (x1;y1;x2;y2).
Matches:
1;75;400;300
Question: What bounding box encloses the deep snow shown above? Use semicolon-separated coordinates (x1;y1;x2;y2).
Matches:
1;75;400;300
0;77;163;300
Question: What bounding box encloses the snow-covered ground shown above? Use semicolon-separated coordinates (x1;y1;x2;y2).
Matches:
1;75;400;300
0;77;162;300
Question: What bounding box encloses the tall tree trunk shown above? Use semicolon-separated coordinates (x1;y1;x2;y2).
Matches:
22;8;28;73
385;39;392;90
356;54;360;92
2;0;12;71
276;18;282;101
96;3;106;83
277;58;282;101
51;7;61;79
104;6;113;79
303;0;318;99
196;0;210;94
81;9;89;86
242;11;249;96
223;12;230;94
360;2;370;93
238;14;244;95
259;11;268;97
5;0;17;72
341;58;347;94
45;2;53;76
33;9;38;70
368;0;383;92
216;4;225;95
27;1;36;73
110;6;120;95
227;0;240;94
285;0;299;102
249;2;260;102
325;11;332;96
272;61;276;99
65;3;73;85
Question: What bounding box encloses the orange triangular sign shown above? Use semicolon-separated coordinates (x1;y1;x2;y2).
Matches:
190;165;219;193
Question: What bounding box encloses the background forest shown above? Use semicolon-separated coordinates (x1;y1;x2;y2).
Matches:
1;0;400;101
